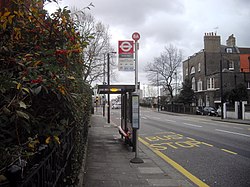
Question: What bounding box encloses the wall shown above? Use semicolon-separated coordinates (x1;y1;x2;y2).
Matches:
244;112;250;120
226;111;236;119
240;54;250;72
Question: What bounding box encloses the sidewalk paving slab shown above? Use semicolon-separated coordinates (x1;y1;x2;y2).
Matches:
79;112;195;187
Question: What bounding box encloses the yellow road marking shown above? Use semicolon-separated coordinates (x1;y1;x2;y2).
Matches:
202;142;213;147
221;149;237;155
186;137;196;141
139;137;209;187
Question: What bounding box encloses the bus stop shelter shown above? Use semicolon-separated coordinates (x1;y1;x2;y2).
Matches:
97;84;137;149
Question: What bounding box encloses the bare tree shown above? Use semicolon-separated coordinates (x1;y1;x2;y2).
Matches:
145;44;182;101
72;10;114;84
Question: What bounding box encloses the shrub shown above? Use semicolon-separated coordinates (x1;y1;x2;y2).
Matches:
0;0;92;176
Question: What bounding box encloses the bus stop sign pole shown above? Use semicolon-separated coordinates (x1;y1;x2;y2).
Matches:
130;32;143;164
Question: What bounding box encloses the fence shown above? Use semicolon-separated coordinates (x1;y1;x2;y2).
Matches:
1;118;89;187
161;104;197;114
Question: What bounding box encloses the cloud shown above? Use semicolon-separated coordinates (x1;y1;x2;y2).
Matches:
89;0;184;26
46;0;250;85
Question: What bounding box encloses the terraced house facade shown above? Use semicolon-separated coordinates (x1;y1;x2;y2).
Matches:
183;33;250;108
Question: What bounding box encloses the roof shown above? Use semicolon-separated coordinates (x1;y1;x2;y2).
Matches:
97;84;136;94
220;45;240;53
238;47;250;54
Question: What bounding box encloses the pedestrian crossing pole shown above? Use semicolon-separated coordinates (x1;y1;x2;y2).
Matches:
130;32;143;164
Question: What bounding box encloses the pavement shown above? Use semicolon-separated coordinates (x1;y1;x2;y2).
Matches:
78;110;195;187
212;117;250;125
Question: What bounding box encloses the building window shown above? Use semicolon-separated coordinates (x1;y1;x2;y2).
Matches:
197;79;202;91
185;68;188;75
198;63;201;72
228;61;234;70
226;48;233;53
190;66;195;74
207;78;215;90
192;77;195;90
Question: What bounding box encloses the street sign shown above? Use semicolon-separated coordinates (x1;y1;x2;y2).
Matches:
118;40;134;71
130;32;143;164
132;32;140;41
119;41;133;53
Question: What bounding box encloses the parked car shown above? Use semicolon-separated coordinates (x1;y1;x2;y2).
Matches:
112;103;121;109
202;106;218;116
196;106;203;115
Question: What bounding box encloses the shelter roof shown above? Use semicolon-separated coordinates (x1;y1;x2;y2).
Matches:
97;84;136;94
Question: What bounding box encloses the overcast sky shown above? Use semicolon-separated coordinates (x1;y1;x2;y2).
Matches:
46;0;250;86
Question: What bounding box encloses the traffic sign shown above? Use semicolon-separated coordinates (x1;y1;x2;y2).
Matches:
118;41;133;54
132;32;140;41
118;40;134;71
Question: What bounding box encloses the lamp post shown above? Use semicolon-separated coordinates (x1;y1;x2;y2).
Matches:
248;56;250;72
157;71;159;112
175;71;178;96
107;52;116;124
220;53;224;119
103;54;106;117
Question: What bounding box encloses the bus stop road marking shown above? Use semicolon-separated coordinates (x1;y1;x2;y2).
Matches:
139;137;209;187
201;142;213;147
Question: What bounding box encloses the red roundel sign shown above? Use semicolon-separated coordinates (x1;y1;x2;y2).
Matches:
132;32;140;41
118;41;134;54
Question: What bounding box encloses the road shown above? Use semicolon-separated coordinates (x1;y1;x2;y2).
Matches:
110;107;250;187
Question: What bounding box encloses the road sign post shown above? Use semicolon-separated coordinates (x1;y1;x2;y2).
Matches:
130;32;143;164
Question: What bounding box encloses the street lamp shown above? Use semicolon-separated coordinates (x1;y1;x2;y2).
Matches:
107;51;116;124
103;54;106;117
220;53;224;119
157;71;160;112
175;71;178;96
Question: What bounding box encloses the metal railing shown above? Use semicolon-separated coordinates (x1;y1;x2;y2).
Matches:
161;104;196;114
1;118;89;187
19;126;75;187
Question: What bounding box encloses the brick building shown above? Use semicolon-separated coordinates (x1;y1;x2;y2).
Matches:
182;33;250;108
239;47;250;72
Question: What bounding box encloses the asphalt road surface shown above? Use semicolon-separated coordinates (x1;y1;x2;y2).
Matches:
110;107;250;187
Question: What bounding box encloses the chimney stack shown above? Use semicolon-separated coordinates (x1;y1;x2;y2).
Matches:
226;34;236;47
204;32;221;52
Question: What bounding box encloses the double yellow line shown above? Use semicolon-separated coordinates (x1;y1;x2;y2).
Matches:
139;137;209;187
